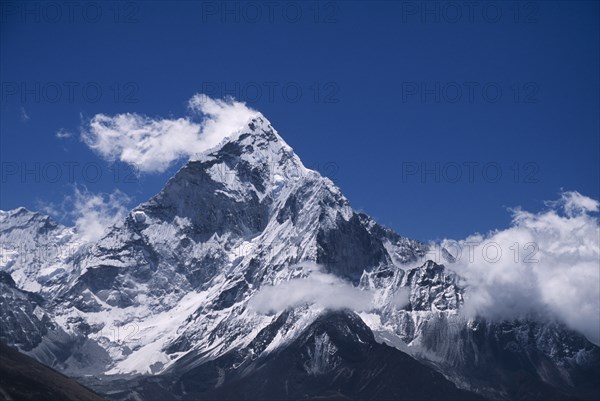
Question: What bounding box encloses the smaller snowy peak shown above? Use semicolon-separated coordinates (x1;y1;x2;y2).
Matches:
1;207;44;223
0;208;78;293
0;207;62;240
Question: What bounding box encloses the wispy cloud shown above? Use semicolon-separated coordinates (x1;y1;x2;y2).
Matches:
81;95;259;173
41;186;132;242
56;128;73;139
248;263;376;314
20;107;30;122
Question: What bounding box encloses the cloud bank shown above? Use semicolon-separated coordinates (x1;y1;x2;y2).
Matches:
249;263;375;314
81;95;259;173
440;191;600;344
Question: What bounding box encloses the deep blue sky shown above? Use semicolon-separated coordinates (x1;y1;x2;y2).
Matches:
1;1;599;241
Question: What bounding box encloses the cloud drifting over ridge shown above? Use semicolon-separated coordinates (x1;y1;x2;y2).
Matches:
81;95;259;173
41;186;132;242
248;263;376;314
440;191;600;344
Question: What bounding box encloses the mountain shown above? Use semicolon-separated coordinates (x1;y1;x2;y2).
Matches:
1;115;598;400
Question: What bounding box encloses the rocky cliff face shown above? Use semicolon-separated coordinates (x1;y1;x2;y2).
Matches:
1;115;598;400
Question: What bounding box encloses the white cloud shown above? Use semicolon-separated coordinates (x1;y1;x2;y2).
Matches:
389;286;411;308
81;95;259;173
548;190;599;217
43;187;132;243
439;191;600;345
188;94;260;151
56;128;73;139
83;114;201;173
248;263;375;314
20;107;30;122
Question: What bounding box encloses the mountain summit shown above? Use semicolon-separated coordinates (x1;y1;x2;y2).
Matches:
1;116;599;400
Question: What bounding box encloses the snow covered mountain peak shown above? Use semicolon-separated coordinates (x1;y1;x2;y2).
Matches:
193;115;308;178
158;114;312;210
0;207;76;293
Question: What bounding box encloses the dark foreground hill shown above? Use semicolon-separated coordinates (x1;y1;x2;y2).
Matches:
0;342;105;401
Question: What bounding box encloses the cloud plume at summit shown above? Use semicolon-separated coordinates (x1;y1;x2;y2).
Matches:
81;95;259;173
